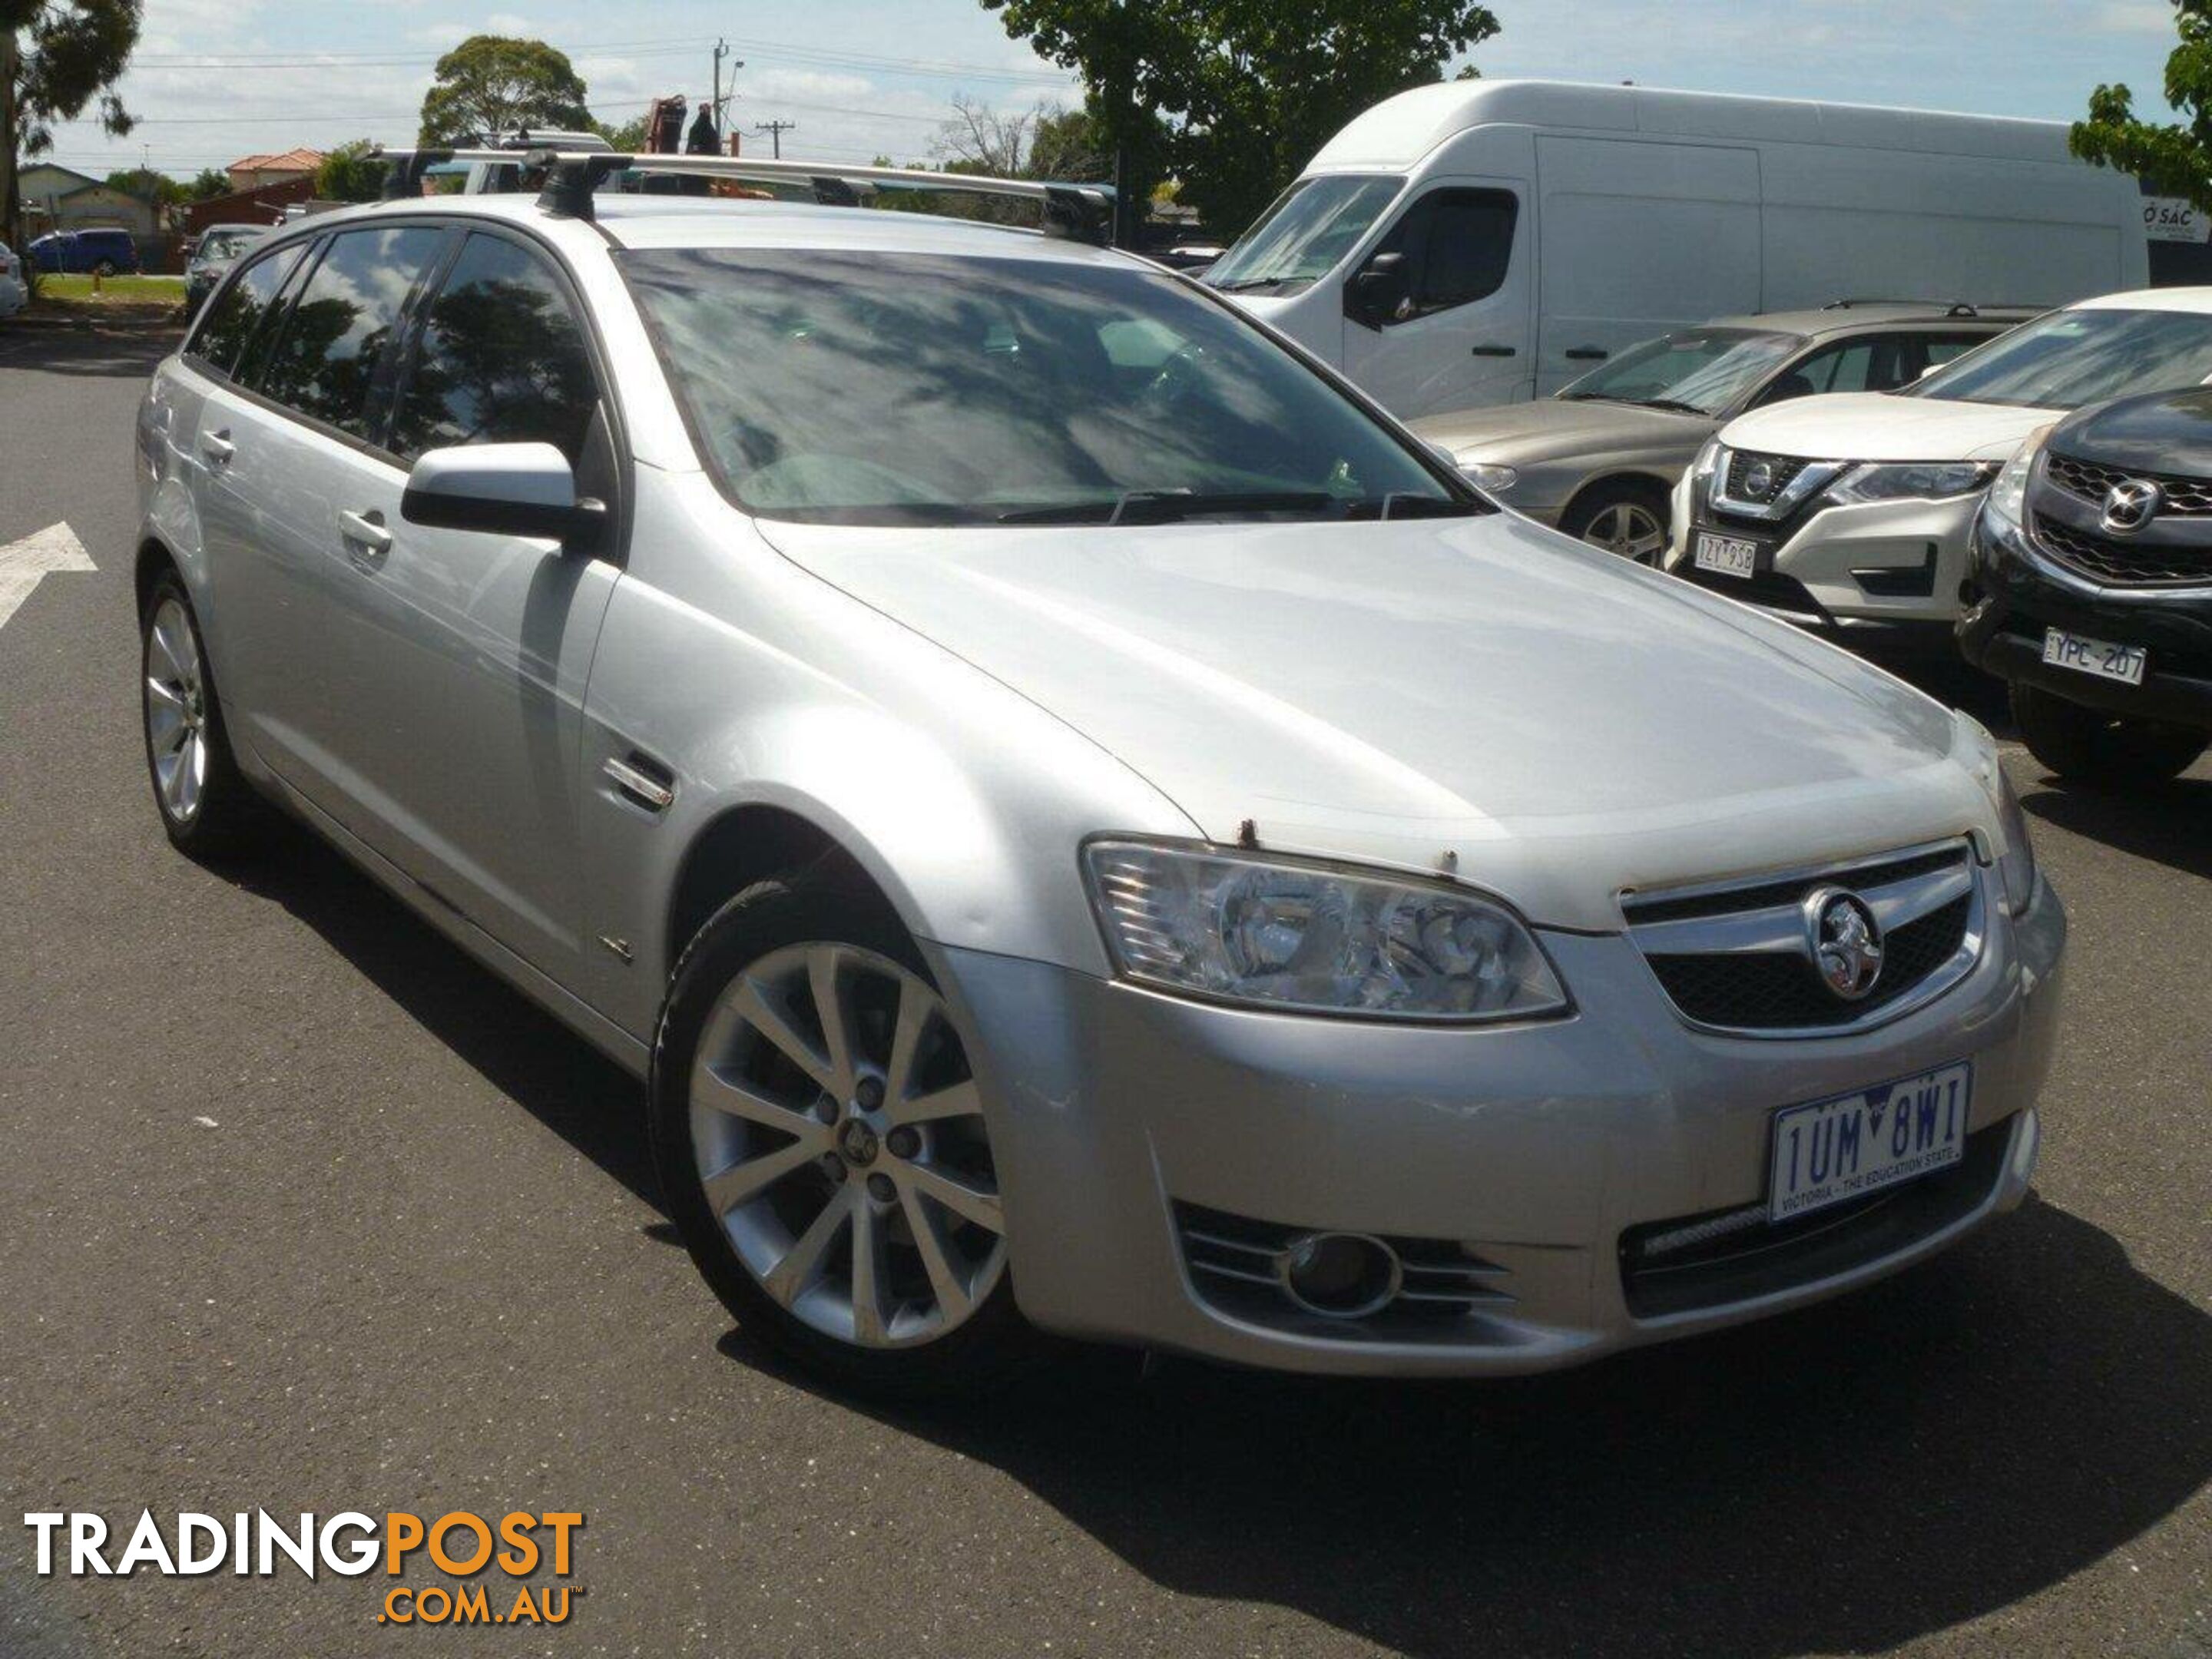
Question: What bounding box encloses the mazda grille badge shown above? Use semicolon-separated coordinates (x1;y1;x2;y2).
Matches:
2100;478;2163;536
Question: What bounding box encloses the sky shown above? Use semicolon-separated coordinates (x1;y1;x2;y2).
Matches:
28;0;2191;187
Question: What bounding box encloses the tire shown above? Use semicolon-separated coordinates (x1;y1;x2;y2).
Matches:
141;571;263;858
650;868;1038;1399
2010;679;2208;790
1559;479;1671;565
91;259;117;278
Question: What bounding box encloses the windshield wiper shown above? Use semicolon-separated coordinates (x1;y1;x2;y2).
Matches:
1637;397;1710;416
998;489;1341;525
1208;275;1296;294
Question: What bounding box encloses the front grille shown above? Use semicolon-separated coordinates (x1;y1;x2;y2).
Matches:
1620;1118;2013;1319
1174;1202;1514;1339
1623;842;1982;1037
2045;452;2212;516
1726;449;1810;506
2032;512;2212;588
1646;895;1969;1030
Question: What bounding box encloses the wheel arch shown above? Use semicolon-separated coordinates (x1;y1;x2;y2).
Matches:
1558;469;1678;532
664;802;895;982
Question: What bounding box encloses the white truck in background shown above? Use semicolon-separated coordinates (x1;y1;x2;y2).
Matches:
1207;79;2149;418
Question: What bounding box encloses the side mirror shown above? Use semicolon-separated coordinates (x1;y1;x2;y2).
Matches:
400;442;604;547
1346;251;1410;330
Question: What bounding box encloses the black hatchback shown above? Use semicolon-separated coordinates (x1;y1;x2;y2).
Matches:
1961;386;2212;788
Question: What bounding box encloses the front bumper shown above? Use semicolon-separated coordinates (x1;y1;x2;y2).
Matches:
928;872;2065;1377
1668;474;1982;639
1961;511;2212;729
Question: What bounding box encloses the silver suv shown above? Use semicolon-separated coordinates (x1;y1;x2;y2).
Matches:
134;174;2064;1393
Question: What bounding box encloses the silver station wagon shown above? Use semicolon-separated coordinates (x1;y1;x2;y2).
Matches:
133;156;2065;1393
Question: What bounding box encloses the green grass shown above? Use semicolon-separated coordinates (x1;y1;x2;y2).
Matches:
33;273;184;306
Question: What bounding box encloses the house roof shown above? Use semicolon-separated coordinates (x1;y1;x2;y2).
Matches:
18;162;101;190
227;147;326;174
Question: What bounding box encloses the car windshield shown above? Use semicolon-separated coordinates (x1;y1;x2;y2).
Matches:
1204;174;1403;296
1558;329;1804;416
197;230;258;263
620;248;1469;527
1909;306;2212;409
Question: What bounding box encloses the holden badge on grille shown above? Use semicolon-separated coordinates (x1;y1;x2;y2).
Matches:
1803;887;1884;1001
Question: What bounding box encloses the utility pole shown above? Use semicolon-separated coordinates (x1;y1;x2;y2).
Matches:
755;119;796;160
711;38;743;127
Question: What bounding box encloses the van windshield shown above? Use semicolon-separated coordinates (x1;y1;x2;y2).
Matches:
1206;174;1403;296
1909;307;2212;409
1558;329;1804;416
620;247;1469;527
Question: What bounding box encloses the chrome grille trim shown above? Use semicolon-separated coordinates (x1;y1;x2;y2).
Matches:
1707;446;1846;522
1621;839;1986;1039
2045;451;2212;517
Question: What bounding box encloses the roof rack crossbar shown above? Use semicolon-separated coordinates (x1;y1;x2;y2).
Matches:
371;147;1115;243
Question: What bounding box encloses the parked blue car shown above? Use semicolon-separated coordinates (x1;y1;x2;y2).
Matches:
27;228;141;276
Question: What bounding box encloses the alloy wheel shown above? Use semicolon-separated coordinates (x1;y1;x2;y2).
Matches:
1582;501;1667;565
689;942;1006;1349
145;597;210;826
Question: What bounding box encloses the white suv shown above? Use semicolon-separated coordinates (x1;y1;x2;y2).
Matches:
1668;290;2212;646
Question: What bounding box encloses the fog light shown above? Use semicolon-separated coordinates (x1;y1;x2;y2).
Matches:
1276;1232;1401;1318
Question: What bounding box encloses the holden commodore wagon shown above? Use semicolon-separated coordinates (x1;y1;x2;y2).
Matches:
133;169;2065;1393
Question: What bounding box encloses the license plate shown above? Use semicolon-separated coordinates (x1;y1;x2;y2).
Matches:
1694;531;1760;578
2041;627;2147;686
1768;1061;1971;1223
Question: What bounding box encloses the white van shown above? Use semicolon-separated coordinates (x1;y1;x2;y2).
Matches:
1207;80;2148;418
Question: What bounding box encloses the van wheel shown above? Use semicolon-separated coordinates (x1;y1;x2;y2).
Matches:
650;869;1038;1399
141;571;263;857
91;258;118;278
1561;480;1671;565
2011;680;2207;789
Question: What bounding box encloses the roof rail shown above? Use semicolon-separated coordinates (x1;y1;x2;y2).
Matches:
369;146;1116;245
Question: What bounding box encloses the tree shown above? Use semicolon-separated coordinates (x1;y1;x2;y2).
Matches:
3;0;141;246
105;164;183;207
187;167;230;201
418;35;590;147
2071;2;2212;208
1171;2;1499;236
316;139;385;203
982;0;1496;243
1028;102;1107;181
591;114;650;152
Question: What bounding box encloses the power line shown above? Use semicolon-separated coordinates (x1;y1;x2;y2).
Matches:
754;119;797;159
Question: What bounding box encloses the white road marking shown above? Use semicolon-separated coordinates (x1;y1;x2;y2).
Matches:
0;522;97;631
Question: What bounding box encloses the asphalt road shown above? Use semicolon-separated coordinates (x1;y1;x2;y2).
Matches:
1;322;2207;1659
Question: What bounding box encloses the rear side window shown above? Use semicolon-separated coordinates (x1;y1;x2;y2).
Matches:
259;226;448;442
189;244;304;378
390;233;598;464
1375;188;1518;316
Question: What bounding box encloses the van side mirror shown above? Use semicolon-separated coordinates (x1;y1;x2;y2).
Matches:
1346;251;1410;330
400;442;605;547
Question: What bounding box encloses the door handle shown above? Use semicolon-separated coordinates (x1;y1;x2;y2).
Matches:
1470;344;1518;358
200;429;235;465
339;508;392;559
1565;346;1608;361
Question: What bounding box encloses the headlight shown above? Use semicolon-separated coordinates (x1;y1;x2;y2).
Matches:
1462;462;1517;492
1082;841;1569;1022
1982;423;2053;536
1826;462;1995;506
1952;714;2038;916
